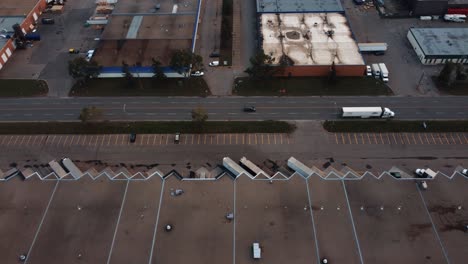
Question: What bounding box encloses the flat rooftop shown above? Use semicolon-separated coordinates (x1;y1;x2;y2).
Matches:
409;28;468;56
102;15;195;40
256;0;344;13
113;0;199;14
0;0;40;16
260;13;364;66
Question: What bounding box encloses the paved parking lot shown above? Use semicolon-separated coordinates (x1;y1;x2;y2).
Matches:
1;174;467;264
0;133;293;147
331;132;468;145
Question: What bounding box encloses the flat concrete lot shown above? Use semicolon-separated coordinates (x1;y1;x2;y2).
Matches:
1;173;467;264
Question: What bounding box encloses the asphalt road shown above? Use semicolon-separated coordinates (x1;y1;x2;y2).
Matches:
0;96;467;121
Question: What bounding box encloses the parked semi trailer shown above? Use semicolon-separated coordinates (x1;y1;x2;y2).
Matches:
341;107;395;119
358;43;387;55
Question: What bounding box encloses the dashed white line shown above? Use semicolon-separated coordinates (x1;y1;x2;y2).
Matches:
64;113;74;116
23;114;33;116
167;113;176;115
43;114;52;116
145;113;156;116
288;112;298;115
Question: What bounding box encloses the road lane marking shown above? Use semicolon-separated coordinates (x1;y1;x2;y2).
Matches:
341;133;346;144
380;133;384;144
153;135;157;145
204;134;207;144
347;133;352;144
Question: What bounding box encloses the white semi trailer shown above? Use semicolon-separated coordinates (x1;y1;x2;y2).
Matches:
378;63;389;82
342;107;395;118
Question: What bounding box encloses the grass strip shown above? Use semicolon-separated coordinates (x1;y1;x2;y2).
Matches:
0;121;296;134
234;77;393;96
323;120;468;133
69;78;210;97
0;79;48;97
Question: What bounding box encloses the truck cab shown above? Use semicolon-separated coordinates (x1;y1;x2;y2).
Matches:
415;168;436;179
381;107;395;118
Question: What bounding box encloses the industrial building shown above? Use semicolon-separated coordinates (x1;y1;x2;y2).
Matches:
256;0;365;77
407;28;468;64
0;0;47;71
93;0;201;77
408;0;468;16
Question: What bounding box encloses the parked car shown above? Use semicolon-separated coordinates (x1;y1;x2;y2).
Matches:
174;132;180;144
69;48;79;54
85;50;95;62
209;52;220;58
353;0;365;4
41;18;55;24
129;133;136;143
190;71;204;77
209;61;219;67
243;106;256;112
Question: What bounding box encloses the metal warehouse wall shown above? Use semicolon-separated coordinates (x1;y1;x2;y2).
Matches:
277;65;366;77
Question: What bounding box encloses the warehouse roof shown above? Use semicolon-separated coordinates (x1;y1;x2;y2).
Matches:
0;0;40;16
256;0;343;13
409;28;468;56
260;13;364;66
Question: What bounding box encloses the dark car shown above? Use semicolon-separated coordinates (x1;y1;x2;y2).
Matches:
209;52;220;58
243;106;256;112
353;0;365;4
129;133;136;143
41;18;55;24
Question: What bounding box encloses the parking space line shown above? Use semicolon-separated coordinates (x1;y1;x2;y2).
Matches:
267;134;270;144
463;133;468;144
280;134;283;144
57;135;65;146
334;134;338;144
373;133;378;144
449;133;457;144
6;135;14;146
275;134;278;144
347;133;352;144
12;135;19;146
112;135;118;145
152;135;157;145
430;133;436;144
26;135;32;146
391;133;397;144
417;134;424;144
235;134;238;144
385;133;391;144
0;136;7;145
120;135;126;146
105;135;110;146
340;133;345;144
247;134;250;145
416;185;451;264
147;135;151;145
191;135;194;145
18;136;25;146
353;134;357;144
287;135;290;144
223;134;226;145
31;136;38;145
49;135;56;145
100;135;106;146
366;133;371;144
397;133;404;144
411;133;417;144
253;134;257;145
443;133;450;145
62;136;69;147
360;133;365;144
196;134;200;145
166;135;169;145
437;133;444;144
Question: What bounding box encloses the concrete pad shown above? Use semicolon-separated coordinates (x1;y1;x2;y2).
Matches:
344;175;447;263
27;177;127;264
308;176;361;263
109;176;163;264
0;177;56;263
421;175;468;264
152;176;234;264
235;175;318;264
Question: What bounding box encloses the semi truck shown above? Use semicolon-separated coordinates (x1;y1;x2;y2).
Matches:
358;43;388;55
371;64;380;78
415;168;437;179
378;63;389;82
341;107;395;119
